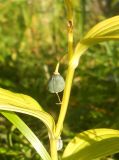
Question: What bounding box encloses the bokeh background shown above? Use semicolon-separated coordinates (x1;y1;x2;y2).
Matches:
0;0;119;159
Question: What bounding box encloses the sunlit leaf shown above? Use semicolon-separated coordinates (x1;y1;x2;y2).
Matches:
70;16;119;69
69;43;88;69
0;88;43;110
62;128;119;160
1;111;52;160
81;35;119;44
83;16;119;39
0;88;55;137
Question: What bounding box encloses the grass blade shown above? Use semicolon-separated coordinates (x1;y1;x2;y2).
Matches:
1;111;52;160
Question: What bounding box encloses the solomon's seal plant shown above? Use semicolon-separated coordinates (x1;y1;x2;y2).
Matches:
0;1;119;160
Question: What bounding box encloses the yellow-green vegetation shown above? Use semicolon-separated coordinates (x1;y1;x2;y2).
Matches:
0;0;119;160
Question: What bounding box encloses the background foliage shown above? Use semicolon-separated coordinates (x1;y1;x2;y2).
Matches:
0;0;119;159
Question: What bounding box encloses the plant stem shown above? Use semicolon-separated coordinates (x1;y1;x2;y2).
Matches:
65;0;73;61
79;0;85;38
54;62;60;74
55;0;74;138
67;21;73;60
50;137;58;160
55;66;75;137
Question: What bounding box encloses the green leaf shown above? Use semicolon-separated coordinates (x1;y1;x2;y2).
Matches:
70;16;119;69
0;88;55;137
0;88;43;110
83;16;119;39
62;128;119;160
1;111;52;160
81;36;119;44
69;43;88;69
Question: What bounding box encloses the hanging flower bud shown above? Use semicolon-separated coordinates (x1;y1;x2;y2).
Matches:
48;62;65;93
48;72;65;93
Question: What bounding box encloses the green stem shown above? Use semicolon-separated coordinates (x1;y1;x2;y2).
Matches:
50;137;58;160
67;21;73;60
55;0;74;138
79;0;85;38
54;63;60;74
65;0;73;61
55;66;75;137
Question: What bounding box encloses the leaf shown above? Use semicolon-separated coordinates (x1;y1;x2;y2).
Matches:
0;88;55;137
83;16;119;39
81;36;119;44
69;43;88;69
1;111;52;160
70;16;119;69
62;128;119;160
0;88;43;110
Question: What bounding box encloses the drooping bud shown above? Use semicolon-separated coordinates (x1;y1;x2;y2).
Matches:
48;63;65;93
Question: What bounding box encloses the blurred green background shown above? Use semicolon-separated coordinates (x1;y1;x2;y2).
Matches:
0;0;119;159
